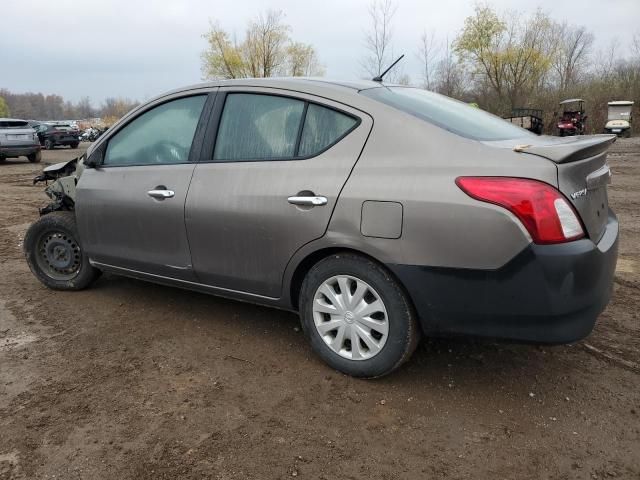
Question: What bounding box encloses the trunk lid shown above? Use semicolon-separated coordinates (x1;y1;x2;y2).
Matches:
517;134;616;242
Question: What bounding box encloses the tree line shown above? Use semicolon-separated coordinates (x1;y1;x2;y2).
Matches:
0;89;139;122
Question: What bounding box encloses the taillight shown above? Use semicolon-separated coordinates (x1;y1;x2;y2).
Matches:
456;177;584;244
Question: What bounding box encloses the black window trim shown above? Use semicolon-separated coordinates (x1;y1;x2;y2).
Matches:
96;92;216;169
201;90;362;164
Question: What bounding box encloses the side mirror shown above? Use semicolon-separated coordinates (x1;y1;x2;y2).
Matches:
84;146;104;169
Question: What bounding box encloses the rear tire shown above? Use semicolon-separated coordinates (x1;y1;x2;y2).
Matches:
70;143;79;149
24;211;100;290
299;253;420;378
44;139;54;150
27;151;41;163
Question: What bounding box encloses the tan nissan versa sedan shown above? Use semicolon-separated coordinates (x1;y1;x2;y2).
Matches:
24;78;619;377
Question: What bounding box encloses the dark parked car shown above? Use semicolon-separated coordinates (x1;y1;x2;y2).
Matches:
36;124;80;150
24;79;619;378
0;118;41;163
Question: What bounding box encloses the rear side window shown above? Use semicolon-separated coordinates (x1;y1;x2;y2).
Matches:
104;95;206;166
361;87;534;141
213;93;359;161
0;120;29;128
299;104;358;157
214;94;305;161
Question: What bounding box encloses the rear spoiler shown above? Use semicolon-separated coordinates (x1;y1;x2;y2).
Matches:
516;134;617;164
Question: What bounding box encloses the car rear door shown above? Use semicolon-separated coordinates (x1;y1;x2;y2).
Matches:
185;87;373;298
76;91;214;281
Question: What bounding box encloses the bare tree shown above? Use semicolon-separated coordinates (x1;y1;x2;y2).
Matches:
201;22;247;79
245;10;290;78
594;40;618;80
416;29;440;90
632;31;640;60
286;42;324;76
456;6;557;111
362;0;397;78
202;11;322;79
551;22;594;91
435;37;465;98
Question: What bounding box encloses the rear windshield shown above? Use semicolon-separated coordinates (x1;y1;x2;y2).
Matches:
0;120;29;128
360;87;534;141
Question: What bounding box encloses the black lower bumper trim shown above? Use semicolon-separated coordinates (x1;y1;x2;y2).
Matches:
388;213;619;344
0;145;41;158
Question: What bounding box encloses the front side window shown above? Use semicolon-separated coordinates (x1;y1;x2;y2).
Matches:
214;93;305;161
299;104;358;156
104;95;206;166
361;87;534;141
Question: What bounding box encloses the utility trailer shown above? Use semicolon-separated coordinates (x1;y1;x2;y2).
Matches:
504;108;544;135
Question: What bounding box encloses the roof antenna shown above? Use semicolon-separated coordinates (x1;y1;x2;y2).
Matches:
372;54;405;82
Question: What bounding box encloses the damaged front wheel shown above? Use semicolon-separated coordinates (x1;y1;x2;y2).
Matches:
24;212;100;290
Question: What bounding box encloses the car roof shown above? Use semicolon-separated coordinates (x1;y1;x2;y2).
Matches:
162;77;394;101
0;118;28;122
608;100;634;106
559;98;584;104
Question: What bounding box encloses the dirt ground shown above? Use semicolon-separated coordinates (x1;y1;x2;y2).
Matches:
1;140;639;480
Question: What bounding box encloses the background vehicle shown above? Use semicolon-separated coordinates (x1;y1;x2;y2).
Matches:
35;123;80;149
23;79;619;378
504;108;544;134
80;127;107;142
0;118;41;163
604;101;633;137
556;99;587;136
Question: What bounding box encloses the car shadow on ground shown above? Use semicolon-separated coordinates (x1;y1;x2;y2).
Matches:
87;273;564;390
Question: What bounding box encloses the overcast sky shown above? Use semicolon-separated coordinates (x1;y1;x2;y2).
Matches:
1;0;638;106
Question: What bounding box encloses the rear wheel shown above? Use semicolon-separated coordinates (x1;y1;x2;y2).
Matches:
44;139;54;150
24;211;100;290
299;253;420;378
624;130;632;138
70;143;79;149
27;151;41;163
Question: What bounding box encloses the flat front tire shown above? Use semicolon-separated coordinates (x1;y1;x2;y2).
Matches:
299;253;420;378
24;211;100;290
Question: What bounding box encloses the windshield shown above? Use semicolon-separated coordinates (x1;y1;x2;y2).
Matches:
608;105;632;120
360;87;534;141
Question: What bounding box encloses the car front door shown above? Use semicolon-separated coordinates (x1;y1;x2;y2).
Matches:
185;88;373;298
76;92;213;281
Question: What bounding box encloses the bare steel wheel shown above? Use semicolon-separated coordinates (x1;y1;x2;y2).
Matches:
35;231;82;281
300;253;420;378
24;211;100;290
313;275;389;360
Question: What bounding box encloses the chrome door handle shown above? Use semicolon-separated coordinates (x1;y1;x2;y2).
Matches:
147;189;175;199
287;196;328;206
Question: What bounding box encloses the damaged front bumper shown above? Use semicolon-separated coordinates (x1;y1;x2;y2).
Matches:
33;157;84;215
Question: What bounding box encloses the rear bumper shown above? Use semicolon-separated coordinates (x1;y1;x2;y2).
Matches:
388;212;619;344
604;127;630;134
0;144;41;158
51;138;79;145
